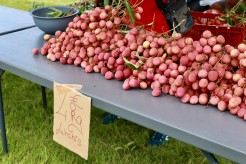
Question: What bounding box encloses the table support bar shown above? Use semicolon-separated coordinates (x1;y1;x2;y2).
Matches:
201;149;219;164
0;70;8;154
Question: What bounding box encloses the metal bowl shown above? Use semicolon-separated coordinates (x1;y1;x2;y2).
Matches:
30;6;79;34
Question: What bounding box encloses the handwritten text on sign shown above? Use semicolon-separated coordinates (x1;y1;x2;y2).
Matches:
53;82;91;160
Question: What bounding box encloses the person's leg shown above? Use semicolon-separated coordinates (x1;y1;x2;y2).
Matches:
147;132;169;147
103;114;119;124
103;113;169;146
188;0;210;12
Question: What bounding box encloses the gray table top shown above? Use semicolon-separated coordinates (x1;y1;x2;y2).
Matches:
0;6;35;35
0;27;245;163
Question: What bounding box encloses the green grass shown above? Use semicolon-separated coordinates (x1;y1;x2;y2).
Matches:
0;1;235;163
1;72;231;164
1;0;76;11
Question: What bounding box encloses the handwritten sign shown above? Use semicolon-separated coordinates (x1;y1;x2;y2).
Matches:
53;82;91;160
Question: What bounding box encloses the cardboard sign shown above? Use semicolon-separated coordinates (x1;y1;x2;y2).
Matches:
53;82;91;160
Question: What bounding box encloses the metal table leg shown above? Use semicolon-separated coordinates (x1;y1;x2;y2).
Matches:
41;86;47;109
0;70;8;154
201;149;219;164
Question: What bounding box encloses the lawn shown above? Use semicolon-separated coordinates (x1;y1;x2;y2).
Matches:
0;1;235;163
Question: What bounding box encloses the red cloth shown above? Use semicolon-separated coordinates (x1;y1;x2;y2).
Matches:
130;0;169;33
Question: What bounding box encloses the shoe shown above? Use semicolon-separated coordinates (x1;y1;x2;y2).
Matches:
103;114;119;125
147;132;169;147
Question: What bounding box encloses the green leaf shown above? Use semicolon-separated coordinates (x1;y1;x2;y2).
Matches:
46;12;55;16
171;30;177;37
228;18;233;26
123;57;141;70
135;52;143;64
49;7;61;13
239;4;246;11
125;0;135;24
218;16;226;21
47;7;63;17
104;0;110;6
171;21;177;37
